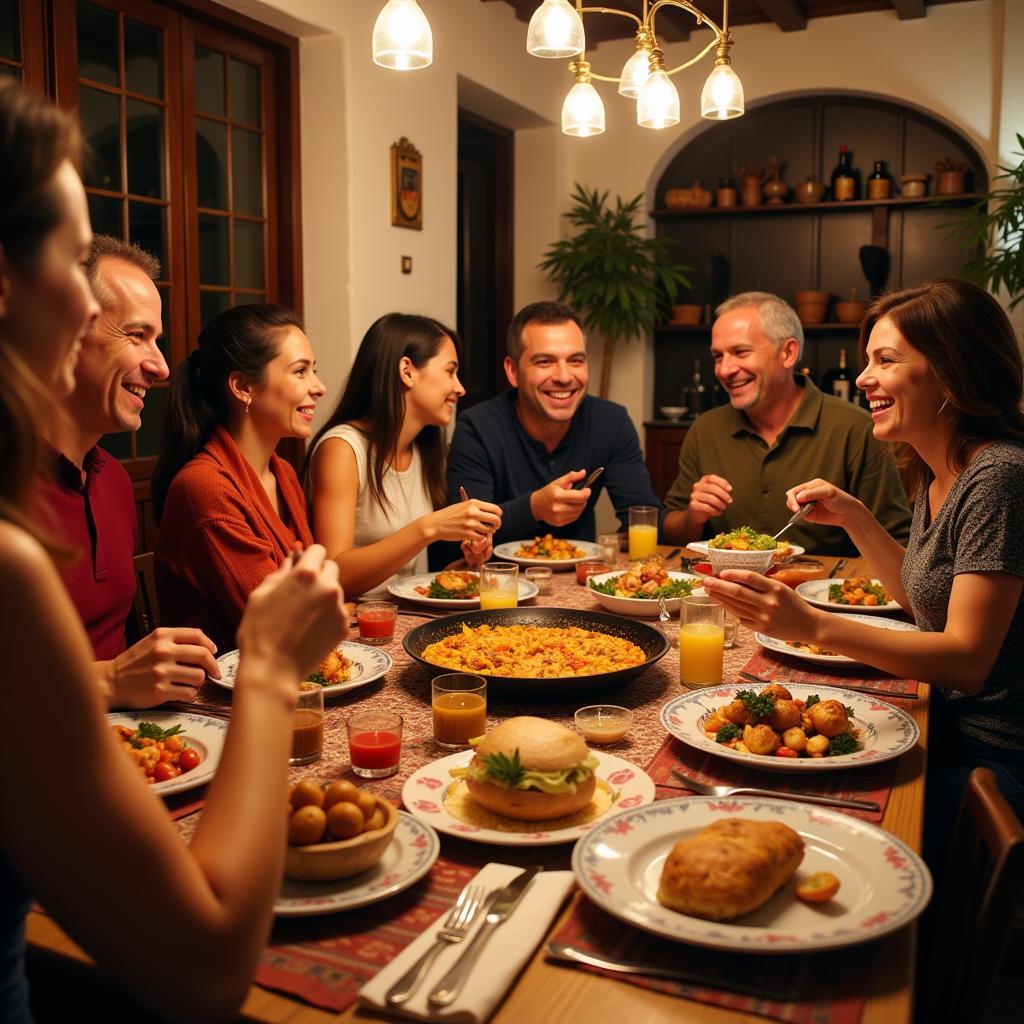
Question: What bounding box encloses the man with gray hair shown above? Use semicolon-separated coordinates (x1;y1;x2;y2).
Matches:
662;291;910;555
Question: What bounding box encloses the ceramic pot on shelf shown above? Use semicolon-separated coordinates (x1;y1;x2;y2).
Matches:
670;304;703;325
741;175;763;207
794;177;826;204
794;289;829;325
762;157;788;205
900;173;928;197
834;288;865;324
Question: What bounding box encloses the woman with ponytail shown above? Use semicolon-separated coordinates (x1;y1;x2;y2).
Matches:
0;80;346;1020
153;304;327;652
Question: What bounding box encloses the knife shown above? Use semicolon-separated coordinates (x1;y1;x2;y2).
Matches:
738;669;918;700
827;557;847;579
428;866;542;1007
575;466;604;490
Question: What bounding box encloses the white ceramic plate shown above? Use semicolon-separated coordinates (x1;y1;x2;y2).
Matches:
402;749;655;846
660;683;919;773
212;642;392;700
274;812;440;917
493;539;602;570
796;578;903;615
387;572;539;609
755;613;919;667
586;570;703;617
107;711;227;797
572;796;932;952
686;540;805;559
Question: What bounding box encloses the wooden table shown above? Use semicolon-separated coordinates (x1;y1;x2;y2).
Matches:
27;552;928;1023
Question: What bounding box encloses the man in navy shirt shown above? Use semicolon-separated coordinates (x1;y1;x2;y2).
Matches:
432;302;661;566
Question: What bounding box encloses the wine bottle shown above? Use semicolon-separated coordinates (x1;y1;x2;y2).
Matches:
867;160;891;199
821;348;852;401
831;145;857;201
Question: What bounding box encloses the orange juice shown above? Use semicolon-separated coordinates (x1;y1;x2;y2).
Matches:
432;691;487;747
628;523;658;560
479;590;517;610
679;622;724;687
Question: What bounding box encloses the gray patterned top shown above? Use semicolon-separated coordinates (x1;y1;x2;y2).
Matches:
902;442;1024;754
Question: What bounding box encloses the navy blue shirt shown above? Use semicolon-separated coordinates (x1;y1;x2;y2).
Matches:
431;390;661;568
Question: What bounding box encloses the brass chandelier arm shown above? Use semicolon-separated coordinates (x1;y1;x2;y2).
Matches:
663;35;720;75
577;5;644;28
647;0;725;40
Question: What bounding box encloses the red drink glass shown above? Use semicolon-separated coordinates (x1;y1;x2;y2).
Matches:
356;601;397;644
347;710;403;778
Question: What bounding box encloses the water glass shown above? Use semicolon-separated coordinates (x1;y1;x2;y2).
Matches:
679;594;724;688
524;566;552;594
598;531;624;566
432;673;487;749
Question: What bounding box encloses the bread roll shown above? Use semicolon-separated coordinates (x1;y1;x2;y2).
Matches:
657;818;804;920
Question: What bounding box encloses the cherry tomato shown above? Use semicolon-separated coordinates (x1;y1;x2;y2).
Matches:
179;748;201;773
775;746;799;758
159;749;174;762
153;761;181;783
165;736;184;753
795;871;841;902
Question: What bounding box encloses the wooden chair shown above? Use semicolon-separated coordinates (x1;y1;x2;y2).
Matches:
920;766;1024;1022
131;552;161;638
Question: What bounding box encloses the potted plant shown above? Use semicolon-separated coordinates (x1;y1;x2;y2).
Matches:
954;133;1024;310
539;183;691;398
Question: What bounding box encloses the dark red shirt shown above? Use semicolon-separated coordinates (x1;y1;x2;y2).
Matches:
36;446;138;660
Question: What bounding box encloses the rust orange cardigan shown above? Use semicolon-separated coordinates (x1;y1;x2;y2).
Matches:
155;425;314;653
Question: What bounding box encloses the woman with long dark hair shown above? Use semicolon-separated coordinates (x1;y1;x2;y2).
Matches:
152;304;328;651
305;313;501;598
703;278;1024;830
0;79;346;1021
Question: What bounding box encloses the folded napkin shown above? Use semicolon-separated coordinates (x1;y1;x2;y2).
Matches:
358;862;575;1023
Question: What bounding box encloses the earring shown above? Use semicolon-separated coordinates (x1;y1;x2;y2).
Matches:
937;396;950;416
244;397;251;415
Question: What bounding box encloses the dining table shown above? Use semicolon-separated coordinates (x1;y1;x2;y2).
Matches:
26;548;929;1023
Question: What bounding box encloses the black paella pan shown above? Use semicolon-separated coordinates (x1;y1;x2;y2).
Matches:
402;606;669;701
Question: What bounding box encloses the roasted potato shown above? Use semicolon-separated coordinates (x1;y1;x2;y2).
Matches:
808;699;850;738
743;723;781;756
769;699;802;732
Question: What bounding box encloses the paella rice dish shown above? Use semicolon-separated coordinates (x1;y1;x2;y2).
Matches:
515;534;587;560
421;623;646;677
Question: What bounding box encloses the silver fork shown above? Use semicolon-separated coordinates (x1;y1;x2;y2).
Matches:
385;883;486;1005
671;769;880;812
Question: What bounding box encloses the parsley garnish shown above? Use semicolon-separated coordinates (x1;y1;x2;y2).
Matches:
828;733;858;756
715;723;741;744
805;694;821;709
736;689;775;721
306;670;328;687
137;722;184;741
480;749;526;787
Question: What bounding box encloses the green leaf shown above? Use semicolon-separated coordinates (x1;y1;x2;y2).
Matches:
480;749;526;787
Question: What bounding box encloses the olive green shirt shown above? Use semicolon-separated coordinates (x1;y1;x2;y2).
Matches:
664;378;912;555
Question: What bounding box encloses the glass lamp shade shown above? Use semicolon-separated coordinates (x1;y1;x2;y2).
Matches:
562;80;605;137
637;69;679;129
700;62;744;119
527;0;585;59
372;0;433;70
617;46;651;98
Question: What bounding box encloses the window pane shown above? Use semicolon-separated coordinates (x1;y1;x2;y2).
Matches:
128;201;166;268
194;45;225;117
79;86;122;191
233;219;263;290
126;99;163;198
77;1;118;87
229;57;260;126
195;117;227;210
124;18;162;99
1;0;19;61
135;384;168;457
100;430;133;460
200;289;231;328
156;285;170;362
88;193;122;237
231;127;262;216
198;214;229;286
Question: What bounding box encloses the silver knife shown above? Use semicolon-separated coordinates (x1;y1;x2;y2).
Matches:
738;669;918;700
428;866;542;1007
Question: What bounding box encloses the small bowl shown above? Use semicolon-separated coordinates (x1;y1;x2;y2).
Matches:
834;300;865;324
900;173;927;198
669;304;703;326
284;797;398;881
575;705;634;744
660;406;688;420
707;546;776;575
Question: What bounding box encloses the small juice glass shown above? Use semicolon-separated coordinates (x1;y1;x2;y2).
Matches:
628;506;659;561
347;710;403;778
679;594;724;688
479;562;518;609
432;673;487;749
356;600;397;644
290;682;324;766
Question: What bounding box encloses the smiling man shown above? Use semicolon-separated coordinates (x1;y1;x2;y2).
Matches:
437;301;661;558
662;292;911;555
39;235;219;707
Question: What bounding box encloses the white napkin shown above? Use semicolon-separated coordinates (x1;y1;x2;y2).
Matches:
358;862;575;1023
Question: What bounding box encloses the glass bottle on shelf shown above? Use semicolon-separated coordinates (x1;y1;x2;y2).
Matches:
821;348;852;401
867;160;891;199
689;358;706;416
831;145;857;201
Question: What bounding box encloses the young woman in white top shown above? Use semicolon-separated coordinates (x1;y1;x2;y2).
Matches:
305;314;501;599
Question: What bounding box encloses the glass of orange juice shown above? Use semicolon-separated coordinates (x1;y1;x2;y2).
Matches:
432;673;487;749
479;562;518;609
679;594;724;688
628;505;659;560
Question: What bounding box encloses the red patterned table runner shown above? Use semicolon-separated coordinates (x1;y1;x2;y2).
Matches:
745;649;921;698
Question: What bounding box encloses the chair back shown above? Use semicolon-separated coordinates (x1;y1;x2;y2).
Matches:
923;766;1024;1021
132;552;161;637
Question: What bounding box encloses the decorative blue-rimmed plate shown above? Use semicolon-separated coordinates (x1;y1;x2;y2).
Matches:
755;613;919;667
387;572;539;609
796;578;903;615
573;796;932;952
661;683;919;773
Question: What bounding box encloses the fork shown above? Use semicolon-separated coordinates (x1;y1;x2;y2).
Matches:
385;883;486;1005
772;501;816;542
671;769;880;812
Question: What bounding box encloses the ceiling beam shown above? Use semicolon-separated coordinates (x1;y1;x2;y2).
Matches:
751;0;808;32
890;0;926;19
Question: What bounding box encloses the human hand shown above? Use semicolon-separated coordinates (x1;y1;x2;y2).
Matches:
102;627;220;709
236;545;349;686
461;534;492;571
688;474;732;525
784;479;863;528
530;469;590;527
427;499;502;543
701;569;825;642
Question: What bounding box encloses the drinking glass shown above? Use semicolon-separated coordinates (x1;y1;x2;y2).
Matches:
290;681;324;766
347;710;403;778
524;566;552;594
432;673;487;750
598;531;624;566
479;562;518;609
628;506;659;561
723;611;740;649
356;600;397;644
679;595;724;688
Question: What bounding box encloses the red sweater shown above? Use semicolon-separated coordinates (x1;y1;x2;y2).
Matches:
155;425;313;654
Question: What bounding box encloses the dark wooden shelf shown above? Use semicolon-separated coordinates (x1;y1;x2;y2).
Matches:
655;322;862;334
650;193;981;220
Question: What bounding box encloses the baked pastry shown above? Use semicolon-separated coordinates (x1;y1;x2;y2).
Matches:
657;818;805;920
